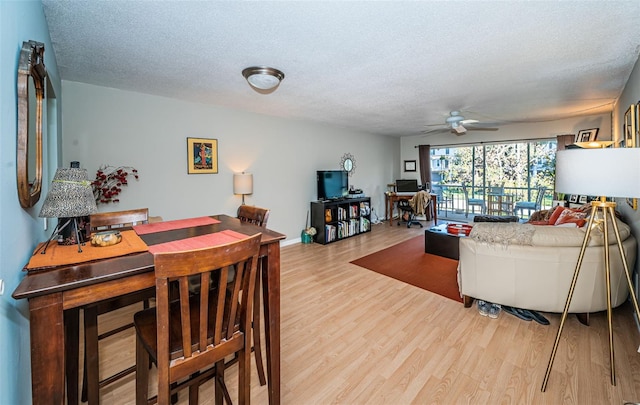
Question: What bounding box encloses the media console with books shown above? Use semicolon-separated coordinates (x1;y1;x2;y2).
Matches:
310;197;371;244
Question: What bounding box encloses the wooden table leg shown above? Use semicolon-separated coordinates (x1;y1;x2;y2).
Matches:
29;293;65;405
262;243;281;405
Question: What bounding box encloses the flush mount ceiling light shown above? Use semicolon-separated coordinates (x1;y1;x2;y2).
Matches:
242;66;285;93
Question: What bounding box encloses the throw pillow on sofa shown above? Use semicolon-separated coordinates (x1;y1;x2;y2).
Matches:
554;208;587;227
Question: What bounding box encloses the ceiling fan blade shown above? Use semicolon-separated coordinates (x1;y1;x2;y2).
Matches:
466;126;499;131
421;128;451;136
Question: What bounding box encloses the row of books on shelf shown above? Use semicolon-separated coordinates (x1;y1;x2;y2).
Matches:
324;201;371;223
324;217;371;243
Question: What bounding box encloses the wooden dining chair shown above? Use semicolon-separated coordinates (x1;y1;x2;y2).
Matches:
78;208;155;404
134;233;261;405
237;205;270;228
235;205;270;386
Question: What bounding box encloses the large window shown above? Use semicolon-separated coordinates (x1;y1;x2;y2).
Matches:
430;139;556;210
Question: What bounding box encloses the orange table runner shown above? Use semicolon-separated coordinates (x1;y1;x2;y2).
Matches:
24;230;149;271
148;230;250;254
133;216;220;235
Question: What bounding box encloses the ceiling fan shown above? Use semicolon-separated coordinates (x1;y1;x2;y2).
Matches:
423;111;499;136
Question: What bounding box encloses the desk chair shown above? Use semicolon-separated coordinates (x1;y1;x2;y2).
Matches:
514;186;546;218
397;191;431;228
397;199;422;228
462;184;486;218
134;233;261;405
79;208;154;405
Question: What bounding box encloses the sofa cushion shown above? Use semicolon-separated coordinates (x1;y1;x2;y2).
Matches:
554;208;587;227
547;205;566;225
531;217;630;247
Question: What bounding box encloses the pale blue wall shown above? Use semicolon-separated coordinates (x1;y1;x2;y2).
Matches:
1;1;61;403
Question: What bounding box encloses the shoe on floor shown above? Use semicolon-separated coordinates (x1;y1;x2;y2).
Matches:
503;305;532;321
522;309;550;325
488;303;501;319
477;300;489;317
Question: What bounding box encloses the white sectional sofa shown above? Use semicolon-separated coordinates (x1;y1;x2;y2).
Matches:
458;219;636;314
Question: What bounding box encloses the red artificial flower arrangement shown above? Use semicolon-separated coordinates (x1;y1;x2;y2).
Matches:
92;165;139;204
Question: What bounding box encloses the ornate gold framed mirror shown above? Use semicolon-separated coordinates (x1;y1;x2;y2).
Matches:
17;40;46;208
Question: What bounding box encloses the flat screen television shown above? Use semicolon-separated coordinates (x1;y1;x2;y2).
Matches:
317;170;349;200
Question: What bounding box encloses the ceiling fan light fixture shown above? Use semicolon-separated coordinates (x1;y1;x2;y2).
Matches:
453;125;466;134
242;66;285;92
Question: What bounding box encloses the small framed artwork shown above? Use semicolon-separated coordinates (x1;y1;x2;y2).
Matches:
624;105;636;148
578;195;587;204
569;194;578;203
187;137;218;174
404;160;417;172
575;128;599;143
628;198;638;210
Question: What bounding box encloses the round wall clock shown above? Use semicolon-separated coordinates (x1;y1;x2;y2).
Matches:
340;153;356;176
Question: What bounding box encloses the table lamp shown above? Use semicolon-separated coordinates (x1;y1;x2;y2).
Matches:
37;168;98;253
233;172;253;205
541;147;640;391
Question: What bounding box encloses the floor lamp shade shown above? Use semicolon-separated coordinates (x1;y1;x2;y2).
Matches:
39;168;98;218
555;148;640;198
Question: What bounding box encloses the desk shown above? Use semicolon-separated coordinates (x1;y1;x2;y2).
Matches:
13;214;286;405
385;193;437;226
487;193;514;216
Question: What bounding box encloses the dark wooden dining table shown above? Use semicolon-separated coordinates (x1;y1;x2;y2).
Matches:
13;214;286;405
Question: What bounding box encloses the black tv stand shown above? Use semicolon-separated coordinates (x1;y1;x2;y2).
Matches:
310;197;371;244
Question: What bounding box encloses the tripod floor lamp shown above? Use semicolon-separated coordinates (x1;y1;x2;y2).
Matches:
542;147;640;391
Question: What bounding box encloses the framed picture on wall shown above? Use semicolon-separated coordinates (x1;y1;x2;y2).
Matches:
569;194;578;203
575;128;599;143
187;137;218;174
624;104;636;148
578;195;587;204
404;160;417;172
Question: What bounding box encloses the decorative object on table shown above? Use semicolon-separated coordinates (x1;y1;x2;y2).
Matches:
404;160;416;172
242;66;285;94
92;164;139;204
90;230;122;247
574;128;599;143
340;152;356;176
233;172;253;205
446;223;473;236
541;147;640;392
187;137;218;174
17;40;46;209
37;168;98;253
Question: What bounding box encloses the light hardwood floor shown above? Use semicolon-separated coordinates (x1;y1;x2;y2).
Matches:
91;220;640;404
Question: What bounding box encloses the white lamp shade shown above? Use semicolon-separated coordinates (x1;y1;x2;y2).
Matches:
233;173;253;195
555;148;640;198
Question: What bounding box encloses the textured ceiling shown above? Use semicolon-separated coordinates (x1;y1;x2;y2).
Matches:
42;1;640;137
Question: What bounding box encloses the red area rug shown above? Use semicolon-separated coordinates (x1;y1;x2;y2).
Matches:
350;235;462;303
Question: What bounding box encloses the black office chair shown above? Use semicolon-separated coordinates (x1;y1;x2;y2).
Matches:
397;199;423;228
